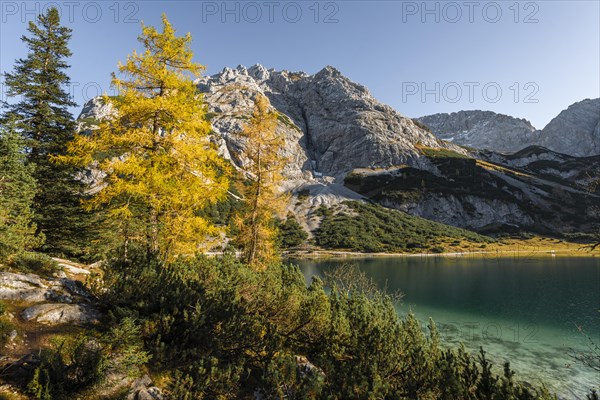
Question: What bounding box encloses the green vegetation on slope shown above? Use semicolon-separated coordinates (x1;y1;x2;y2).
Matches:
92;253;554;399
417;146;471;159
314;201;492;253
277;214;309;248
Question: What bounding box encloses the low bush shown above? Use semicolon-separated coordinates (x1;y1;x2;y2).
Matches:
26;318;149;400
6;251;59;275
277;214;308;248
0;301;16;348
95;252;556;399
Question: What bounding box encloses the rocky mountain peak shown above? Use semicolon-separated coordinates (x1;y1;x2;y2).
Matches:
194;64;462;180
247;64;270;81
538;98;600;157
418;98;600;156
416;110;538;153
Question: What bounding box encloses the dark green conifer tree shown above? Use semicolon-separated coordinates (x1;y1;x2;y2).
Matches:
3;8;89;258
0;114;40;259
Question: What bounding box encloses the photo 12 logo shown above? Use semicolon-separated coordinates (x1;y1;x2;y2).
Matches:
439;321;539;344
199;1;340;23
1;80;117;106
401;1;540;23
1;1;140;24
402;81;540;104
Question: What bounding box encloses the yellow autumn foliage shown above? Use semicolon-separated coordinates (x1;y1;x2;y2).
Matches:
235;95;289;270
57;15;229;259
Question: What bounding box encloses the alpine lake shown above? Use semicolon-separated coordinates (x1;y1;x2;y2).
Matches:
293;255;600;399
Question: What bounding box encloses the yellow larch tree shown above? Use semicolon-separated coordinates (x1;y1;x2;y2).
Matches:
56;15;229;260
235;94;290;270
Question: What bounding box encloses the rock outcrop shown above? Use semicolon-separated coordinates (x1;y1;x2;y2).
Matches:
21;303;99;325
478;146;600;188
0;271;93;305
0;273;51;303
0;263;100;327
126;375;164;400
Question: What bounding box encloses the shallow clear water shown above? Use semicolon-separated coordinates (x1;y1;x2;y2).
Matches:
294;256;600;399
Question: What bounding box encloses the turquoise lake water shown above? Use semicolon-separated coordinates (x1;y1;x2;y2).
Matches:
294;256;600;399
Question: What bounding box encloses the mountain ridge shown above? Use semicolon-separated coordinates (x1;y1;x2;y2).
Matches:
417;98;600;156
77;64;599;236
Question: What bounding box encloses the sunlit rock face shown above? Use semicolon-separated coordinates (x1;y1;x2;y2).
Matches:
77;67;599;235
417;111;538;153
537;98;600;157
196;64;464;181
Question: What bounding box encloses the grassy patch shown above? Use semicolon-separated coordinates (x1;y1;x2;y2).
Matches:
3;252;59;275
416;145;471;159
277;113;302;132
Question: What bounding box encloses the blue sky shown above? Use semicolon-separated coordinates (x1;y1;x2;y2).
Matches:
1;0;599;128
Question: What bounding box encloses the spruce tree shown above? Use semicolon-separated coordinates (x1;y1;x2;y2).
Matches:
0;115;40;259
3;8;86;257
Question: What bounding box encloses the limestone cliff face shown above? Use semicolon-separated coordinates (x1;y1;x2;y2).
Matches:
196;64;463;181
537;98;600;157
418;98;600;157
416;111;538;153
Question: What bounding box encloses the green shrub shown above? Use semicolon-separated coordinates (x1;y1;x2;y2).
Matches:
0;320;15;348
97;253;557;399
277;214;309;248
0;301;14;348
430;246;445;253
7;251;58;274
25;318;149;399
27;335;106;399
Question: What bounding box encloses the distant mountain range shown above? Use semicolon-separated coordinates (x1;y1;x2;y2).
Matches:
417;98;600;157
78;65;600;236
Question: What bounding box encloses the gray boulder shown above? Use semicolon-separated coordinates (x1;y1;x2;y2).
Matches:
0;272;50;303
127;375;164;400
21;303;99;325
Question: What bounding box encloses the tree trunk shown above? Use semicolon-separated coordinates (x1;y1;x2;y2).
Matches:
248;148;262;265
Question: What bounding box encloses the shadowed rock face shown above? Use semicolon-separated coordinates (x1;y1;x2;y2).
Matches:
196;64;463;180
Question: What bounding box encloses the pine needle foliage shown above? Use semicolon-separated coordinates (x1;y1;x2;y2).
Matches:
0;117;40;258
2;8;87;257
